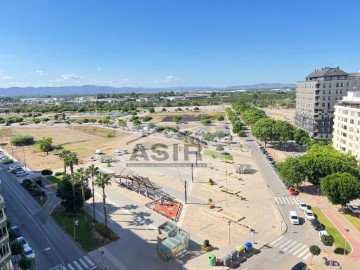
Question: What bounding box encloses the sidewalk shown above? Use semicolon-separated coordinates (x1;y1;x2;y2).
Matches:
300;183;360;269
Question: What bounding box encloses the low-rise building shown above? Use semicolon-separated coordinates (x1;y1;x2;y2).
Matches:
0;194;12;270
136;97;160;102
333;86;360;161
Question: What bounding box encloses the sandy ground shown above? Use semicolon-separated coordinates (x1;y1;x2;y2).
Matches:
262;108;295;124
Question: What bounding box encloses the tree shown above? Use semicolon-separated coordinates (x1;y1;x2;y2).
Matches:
278;157;307;188
10;242;23;262
210;92;216;98
274;120;294;146
66;152;79;175
149;108;155;113
143;116;152;122
19;257;32;270
95;172;111;240
294;128;310;150
241;108;267;126
59;149;71;174
321;234;335;247
133;119;142;126
309;245;321;263
38;136;54;155
217;115;224;121
302;145;358;185
86;164;99;222
74;168;90;220
251;118;276;146
172;115;182;123
320;172;360;208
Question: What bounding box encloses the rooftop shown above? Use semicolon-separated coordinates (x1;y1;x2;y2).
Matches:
305;67;348;80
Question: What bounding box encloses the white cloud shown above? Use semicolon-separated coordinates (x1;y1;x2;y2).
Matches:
55;74;81;82
1;76;12;80
35;70;47;76
154;75;182;84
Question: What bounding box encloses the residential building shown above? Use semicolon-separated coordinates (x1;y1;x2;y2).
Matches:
294;67;360;139
333;86;360;161
136;97;160;103
0;194;12;270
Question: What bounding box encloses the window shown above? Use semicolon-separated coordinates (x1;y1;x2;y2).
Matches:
329;83;332;88
341;83;344;87
336;83;339;87
323;83;326;88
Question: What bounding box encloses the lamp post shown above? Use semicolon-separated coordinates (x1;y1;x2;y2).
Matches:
228;221;231;243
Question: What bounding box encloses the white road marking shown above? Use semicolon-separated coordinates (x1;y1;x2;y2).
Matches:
297;248;310;258
287;242;303;253
84;256;95;266
73;261;83;270
303;252;312;260
269;235;285;246
282;240;298;252
67;264;76;270
292;244;307;256
79;258;88;268
277;238;294;250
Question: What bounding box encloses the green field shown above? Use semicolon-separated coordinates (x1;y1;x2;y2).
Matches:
312;207;351;255
344;213;360;232
204;149;234;161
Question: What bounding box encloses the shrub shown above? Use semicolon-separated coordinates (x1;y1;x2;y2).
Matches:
54;172;63;176
10;134;35;146
204;239;210;247
238;130;246;137
216;145;224;151
321;235;334;246
41;169;53;175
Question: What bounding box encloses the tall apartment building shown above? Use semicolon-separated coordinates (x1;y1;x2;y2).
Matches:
294;67;360;139
0;194;12;270
333;86;360;161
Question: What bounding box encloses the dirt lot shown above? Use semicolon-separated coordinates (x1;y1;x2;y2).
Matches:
2;125;122;171
262;108;295;124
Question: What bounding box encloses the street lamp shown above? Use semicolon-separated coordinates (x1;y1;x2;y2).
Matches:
228;221;231;243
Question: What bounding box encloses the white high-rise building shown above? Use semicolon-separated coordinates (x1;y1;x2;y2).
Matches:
333;82;360;161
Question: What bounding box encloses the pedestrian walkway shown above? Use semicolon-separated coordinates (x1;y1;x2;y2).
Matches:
268;235;312;260
274;196;298;205
49;256;97;270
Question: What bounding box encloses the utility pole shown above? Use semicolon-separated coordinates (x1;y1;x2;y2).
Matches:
191;163;194;182
184;181;187;204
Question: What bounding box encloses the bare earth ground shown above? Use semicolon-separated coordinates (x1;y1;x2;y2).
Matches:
2;125;121;170
262;107;296;125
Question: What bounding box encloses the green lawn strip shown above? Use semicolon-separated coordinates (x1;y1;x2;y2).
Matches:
52;209;103;252
46;175;62;184
204;149;233;161
312;207;351;254
344;213;360;232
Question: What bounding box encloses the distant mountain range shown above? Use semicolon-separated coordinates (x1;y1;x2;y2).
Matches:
0;83;295;97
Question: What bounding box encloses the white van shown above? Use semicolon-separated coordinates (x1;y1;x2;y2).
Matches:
289;211;299;225
94;149;103;154
114;150;124;156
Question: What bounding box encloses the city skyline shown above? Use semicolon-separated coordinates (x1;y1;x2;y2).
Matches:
1;0;360;88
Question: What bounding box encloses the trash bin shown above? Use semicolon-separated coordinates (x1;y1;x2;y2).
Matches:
228;249;238;261
223;254;231;267
208;254;216;266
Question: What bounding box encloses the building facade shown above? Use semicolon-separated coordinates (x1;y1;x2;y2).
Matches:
295;67;360;139
0;194;12;270
333;89;360;161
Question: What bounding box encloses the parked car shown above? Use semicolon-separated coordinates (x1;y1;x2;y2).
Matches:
298;200;308;211
11;226;21;237
88;157;96;162
289;187;299;195
16;171;29;177
347;204;360;214
9;166;22;172
291;262;307;270
22;246;35;259
11;168;24;174
283;182;292;189
319;230;329;239
310;219;325;231
1;157;13;164
16;237;29;249
304;209;316;220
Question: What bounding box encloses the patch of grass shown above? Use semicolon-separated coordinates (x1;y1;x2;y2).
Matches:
312;207;351;255
46;175;62;184
344;213;360;232
204;149;233;161
52;209;106;252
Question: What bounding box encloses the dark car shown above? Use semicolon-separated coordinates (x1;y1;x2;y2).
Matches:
310;219;325;231
11;226;21;237
291;262;307;270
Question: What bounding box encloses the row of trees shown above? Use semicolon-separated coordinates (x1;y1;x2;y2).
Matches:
278;144;360;208
57;150;112;234
225;108;244;135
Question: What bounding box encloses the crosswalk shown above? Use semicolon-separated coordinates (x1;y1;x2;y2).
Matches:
49;256;97;270
269;236;312;260
275;197;299;205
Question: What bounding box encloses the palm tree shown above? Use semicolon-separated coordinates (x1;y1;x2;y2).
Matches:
76;168;89;220
69;173;81;213
66;152;79;175
95;172;111;239
86;165;99;222
59;149;71;174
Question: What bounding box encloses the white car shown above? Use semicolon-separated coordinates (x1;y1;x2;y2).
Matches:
298;200;308;211
23;246;35;259
16;171;29;177
319;230;329;239
88;157;96;162
16;237;29;249
289;211;299;225
347;204;360;214
304;210;316;220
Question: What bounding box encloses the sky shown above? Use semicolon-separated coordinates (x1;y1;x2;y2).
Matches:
1;0;360;88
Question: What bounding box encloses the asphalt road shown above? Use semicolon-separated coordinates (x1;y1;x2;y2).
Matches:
239;136;324;269
0;164;98;270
